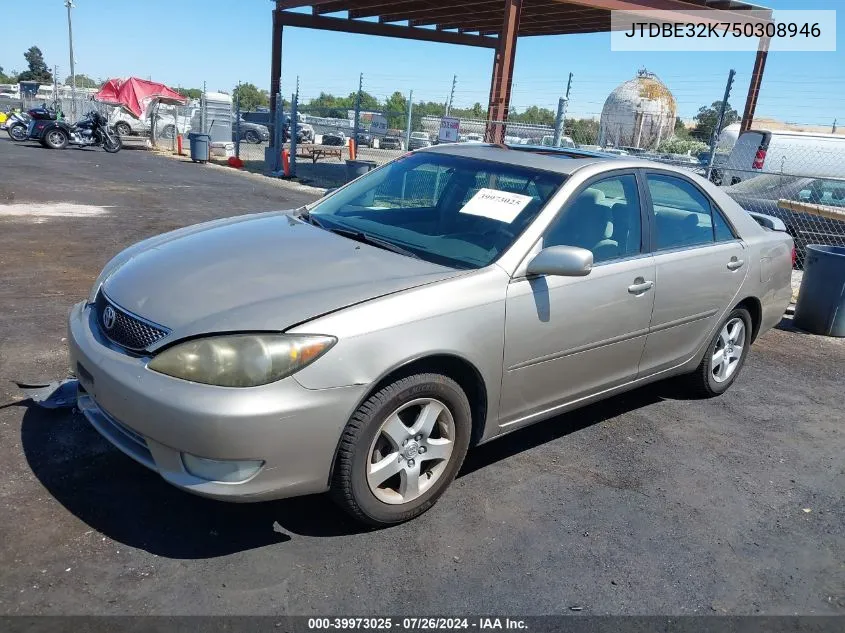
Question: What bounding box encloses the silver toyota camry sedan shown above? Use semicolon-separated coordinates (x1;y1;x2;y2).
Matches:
68;144;793;525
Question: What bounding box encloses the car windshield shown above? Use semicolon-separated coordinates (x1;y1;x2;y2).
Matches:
308;151;565;269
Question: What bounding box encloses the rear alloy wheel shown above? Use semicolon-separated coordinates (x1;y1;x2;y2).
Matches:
686;307;751;397
331;373;471;526
44;128;69;150
114;122;132;137
244;129;261;144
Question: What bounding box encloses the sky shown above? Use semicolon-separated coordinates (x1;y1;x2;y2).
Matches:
0;0;842;125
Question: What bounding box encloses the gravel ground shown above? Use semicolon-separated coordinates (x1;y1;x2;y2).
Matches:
0;138;842;616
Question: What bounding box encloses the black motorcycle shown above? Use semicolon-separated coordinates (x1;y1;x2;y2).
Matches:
31;110;122;153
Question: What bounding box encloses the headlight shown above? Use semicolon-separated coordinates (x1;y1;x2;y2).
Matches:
147;334;336;387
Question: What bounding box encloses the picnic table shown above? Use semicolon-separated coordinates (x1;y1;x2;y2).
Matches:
294;144;345;164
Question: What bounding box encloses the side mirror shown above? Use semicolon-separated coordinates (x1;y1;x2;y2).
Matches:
526;245;593;277
323;188;337;197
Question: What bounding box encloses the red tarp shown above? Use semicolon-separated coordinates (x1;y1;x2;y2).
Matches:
94;77;187;119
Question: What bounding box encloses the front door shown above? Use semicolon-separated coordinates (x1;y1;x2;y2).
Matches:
500;172;655;427
638;172;748;375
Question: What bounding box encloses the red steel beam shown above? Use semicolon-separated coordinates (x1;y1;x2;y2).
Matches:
486;0;522;143
741;36;770;132
275;9;498;47
406;1;566;26
269;8;283;147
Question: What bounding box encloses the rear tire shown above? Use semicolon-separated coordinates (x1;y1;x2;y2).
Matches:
244;129;261;144
114;122;132;137
685;307;752;398
331;373;472;526
43;128;68;150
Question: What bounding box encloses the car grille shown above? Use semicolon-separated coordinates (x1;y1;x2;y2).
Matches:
95;290;170;352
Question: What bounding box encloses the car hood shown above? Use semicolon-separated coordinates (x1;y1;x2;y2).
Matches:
101;213;462;347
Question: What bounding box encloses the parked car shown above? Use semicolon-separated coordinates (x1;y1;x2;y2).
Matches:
723;173;845;267
460;133;483;143
242;110;314;143
408;131;432;150
355;132;372;148
321;132;346;146
68;146;792;526
232;116;270;144
720;129;845;186
379;135;403;150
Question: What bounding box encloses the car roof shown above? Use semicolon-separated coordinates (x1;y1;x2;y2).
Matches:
419;143;621;175
419;142;710;180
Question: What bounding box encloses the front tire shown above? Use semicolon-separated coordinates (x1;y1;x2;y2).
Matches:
8;123;27;142
44;128;69;150
331;373;472;526
244;129;261;144
686;308;752;398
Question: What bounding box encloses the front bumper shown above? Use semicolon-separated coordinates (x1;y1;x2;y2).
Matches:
68;301;366;502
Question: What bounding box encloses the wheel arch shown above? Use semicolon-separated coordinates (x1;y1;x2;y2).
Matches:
326;352;489;486
734;296;763;342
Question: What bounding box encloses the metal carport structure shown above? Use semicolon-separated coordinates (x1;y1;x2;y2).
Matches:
269;0;772;144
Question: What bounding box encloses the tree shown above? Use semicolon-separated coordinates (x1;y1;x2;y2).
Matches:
64;74;100;89
232;82;269;112
673;118;691;139
566;118;600;145
383;91;408;129
692;100;738;142
0;66;17;83
175;86;203;100
17;46;53;83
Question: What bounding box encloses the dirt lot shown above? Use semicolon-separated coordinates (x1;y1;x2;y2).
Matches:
0;138;842;615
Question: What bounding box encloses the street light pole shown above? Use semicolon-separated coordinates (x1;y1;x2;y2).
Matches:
65;0;77;120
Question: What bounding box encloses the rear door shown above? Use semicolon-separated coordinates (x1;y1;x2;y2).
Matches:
638;171;748;376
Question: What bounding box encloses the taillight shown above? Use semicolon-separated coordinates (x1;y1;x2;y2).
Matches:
791;246;797;267
752;148;767;170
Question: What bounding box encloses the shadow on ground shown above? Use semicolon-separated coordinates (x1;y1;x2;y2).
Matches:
22;381;672;559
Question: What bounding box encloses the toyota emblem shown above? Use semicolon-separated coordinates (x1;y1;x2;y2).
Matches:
102;306;117;330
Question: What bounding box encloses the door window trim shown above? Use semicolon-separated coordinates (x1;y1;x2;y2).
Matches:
640;169;742;253
533;168;651;267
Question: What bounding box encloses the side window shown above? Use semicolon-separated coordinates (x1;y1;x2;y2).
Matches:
712;207;736;242
543;174;642;263
646;174;715;250
794;179;845;207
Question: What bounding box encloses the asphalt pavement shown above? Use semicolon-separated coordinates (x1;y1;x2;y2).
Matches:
0;137;842;616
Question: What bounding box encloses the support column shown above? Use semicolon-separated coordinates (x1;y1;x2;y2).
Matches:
485;0;521;144
740;36;769;132
269;6;284;148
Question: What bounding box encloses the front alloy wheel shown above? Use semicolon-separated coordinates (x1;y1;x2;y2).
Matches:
366;398;455;504
332;373;472;525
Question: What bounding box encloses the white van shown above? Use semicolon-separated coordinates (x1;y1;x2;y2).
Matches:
721;129;845;186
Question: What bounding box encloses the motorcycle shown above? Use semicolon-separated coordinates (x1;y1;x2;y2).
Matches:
30;110;122;153
3;110;31;142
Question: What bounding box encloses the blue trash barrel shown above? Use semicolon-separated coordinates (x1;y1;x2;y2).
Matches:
793;244;845;337
188;132;210;163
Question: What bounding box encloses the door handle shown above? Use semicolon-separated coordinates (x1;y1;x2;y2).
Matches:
727;258;745;271
628;278;654;294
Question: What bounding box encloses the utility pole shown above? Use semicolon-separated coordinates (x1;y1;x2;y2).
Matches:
553;72;573;147
353;72;363;145
706;68;736;181
65;0;77;120
405;89;413;150
445;74;457;117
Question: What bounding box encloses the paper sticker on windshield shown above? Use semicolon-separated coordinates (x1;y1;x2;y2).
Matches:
459;188;533;223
